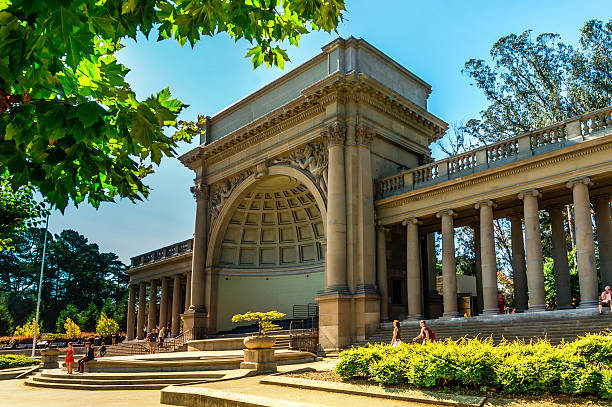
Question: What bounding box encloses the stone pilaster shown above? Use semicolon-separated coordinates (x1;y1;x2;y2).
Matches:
549;205;572;309
426;233;437;294
473;223;483;313
147;280;158;331
159;277;170;329
437;209;459;318
509;213;528;312
126;284;137;340
184;179;209;338
475;200;499;315
567;178;598;307
171;274;182;335
376;225;390;321
518;190;546;311
403;217;422;319
137;282;146;339
593;195;612;287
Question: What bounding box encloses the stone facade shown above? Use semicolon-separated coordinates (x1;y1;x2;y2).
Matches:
125;36;612;351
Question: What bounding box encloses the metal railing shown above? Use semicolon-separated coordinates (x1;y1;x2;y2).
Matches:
130;238;194;267
376;105;612;199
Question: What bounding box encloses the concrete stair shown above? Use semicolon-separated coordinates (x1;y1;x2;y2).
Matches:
25;369;225;390
357;311;612;347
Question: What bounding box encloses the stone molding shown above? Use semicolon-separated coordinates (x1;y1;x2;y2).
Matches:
474;200;496;210
190;179;208;201
356;123;375;147
323;121;347;147
566;177;591;190
517;189;541;200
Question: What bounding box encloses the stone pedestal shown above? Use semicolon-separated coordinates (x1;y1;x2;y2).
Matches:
315;293;352;351
240;349;277;373
40;348;60;369
182;310;208;339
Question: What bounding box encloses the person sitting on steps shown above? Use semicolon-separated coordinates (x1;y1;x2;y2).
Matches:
600;286;612;315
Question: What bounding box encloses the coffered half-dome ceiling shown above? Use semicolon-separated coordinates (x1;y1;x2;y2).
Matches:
219;175;325;270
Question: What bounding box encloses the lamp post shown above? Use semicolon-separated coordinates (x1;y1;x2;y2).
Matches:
31;214;50;358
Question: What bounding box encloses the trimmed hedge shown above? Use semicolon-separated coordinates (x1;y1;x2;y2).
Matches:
0;354;40;370
335;332;612;398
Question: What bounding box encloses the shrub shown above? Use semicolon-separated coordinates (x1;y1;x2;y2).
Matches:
335;332;612;398
13;318;40;338
64;318;81;338
0;354;39;370
231;311;286;335
95;312;120;336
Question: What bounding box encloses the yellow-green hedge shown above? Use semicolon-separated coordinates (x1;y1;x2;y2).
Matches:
335;332;612;398
0;354;39;370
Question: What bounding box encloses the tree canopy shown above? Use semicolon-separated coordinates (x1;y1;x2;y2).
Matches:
0;0;345;213
462;19;611;144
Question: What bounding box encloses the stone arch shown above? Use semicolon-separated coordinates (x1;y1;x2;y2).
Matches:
206;165;327;268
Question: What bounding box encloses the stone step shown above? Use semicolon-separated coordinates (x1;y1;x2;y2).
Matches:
32;375;214;386
40;370;224;380
24;377;169;391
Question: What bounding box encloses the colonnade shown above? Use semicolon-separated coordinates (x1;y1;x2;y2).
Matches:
125;272;192;340
378;177;612;318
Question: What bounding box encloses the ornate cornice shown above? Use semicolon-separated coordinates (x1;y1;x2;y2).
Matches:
179;73;448;171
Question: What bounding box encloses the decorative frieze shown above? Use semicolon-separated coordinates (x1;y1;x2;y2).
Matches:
209;169;254;225
271;141;329;199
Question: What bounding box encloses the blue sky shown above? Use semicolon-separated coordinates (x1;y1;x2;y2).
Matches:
49;1;612;263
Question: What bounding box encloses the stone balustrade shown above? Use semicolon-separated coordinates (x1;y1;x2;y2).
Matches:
130;238;194;268
377;106;612;199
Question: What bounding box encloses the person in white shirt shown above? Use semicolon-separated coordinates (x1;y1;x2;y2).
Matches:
599;286;612;315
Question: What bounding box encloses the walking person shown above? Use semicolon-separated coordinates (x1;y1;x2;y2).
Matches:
158;325;165;348
77;341;95;373
390;320;402;347
59;342;75;374
412;320;434;345
146;328;158;354
600;286;612;315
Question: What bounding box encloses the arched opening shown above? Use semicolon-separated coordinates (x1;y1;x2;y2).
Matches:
208;169;326;332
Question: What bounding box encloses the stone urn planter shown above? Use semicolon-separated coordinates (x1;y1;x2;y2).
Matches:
40;348;61;369
243;335;276;349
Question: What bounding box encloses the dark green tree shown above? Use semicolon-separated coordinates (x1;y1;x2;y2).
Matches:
78;302;99;332
0;0;345;213
55;304;80;333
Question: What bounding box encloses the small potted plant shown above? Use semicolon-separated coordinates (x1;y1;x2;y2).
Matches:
231;311;286;349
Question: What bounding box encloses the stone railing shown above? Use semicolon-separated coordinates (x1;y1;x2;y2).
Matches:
376;106;612;199
130;238;194;267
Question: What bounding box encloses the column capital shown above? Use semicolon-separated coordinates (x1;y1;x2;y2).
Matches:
322;121;346;147
402;217;421;226
436;209;456;218
355;123;374;147
474;199;496;210
518;189;541;200
566;177;591;190
191;179;209;201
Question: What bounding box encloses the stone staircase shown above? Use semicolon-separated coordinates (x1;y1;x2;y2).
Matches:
25;369;225;390
357;310;612;347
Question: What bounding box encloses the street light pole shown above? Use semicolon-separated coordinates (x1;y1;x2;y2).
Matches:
31;214;50;358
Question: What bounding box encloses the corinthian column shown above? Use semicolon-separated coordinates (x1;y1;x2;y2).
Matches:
323;122;348;294
567;178;598;307
437;209;459;318
549;205;572;309
403;217;422;319
137;282;146;340
509;213;528;312
376;225;390;321
593;195;612;287
126;284;136;340
475;200;499;314
518;190;546;311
